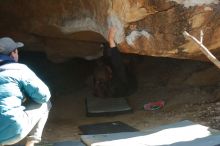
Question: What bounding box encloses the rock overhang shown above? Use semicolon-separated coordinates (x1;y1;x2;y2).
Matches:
0;0;220;63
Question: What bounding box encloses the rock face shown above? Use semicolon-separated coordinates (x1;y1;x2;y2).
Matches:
0;0;220;62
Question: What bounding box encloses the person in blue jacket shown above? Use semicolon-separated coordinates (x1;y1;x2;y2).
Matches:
0;37;51;146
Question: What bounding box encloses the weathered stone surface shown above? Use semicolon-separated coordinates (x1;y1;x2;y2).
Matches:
0;0;220;62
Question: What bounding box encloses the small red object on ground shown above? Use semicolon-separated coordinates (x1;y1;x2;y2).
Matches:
144;100;165;111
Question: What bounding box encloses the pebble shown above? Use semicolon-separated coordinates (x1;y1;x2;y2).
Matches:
214;116;220;120
216;102;220;106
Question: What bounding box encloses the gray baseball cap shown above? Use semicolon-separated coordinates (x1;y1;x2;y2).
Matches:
0;37;24;54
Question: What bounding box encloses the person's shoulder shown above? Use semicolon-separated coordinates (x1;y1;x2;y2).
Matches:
2;63;30;70
8;63;37;77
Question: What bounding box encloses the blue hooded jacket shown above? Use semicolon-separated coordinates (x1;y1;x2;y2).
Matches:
0;55;51;143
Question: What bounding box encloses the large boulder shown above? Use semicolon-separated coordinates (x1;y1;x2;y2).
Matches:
0;0;220;62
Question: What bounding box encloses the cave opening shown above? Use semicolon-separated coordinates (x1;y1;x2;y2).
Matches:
19;49;220;142
1;0;220;144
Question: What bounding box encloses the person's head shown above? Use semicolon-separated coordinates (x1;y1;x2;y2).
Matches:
0;37;24;62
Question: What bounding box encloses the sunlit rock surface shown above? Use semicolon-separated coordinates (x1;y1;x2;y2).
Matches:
0;0;220;62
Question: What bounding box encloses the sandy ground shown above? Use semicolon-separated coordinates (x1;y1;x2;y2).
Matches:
20;52;220;143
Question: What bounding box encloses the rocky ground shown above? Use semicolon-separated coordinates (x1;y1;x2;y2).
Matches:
19;51;220;144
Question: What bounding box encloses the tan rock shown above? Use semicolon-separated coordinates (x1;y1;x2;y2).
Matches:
0;0;219;62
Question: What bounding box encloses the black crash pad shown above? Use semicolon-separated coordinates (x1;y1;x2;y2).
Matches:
79;121;138;135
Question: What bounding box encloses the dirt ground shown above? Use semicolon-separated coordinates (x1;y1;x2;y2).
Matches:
20;52;220;143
